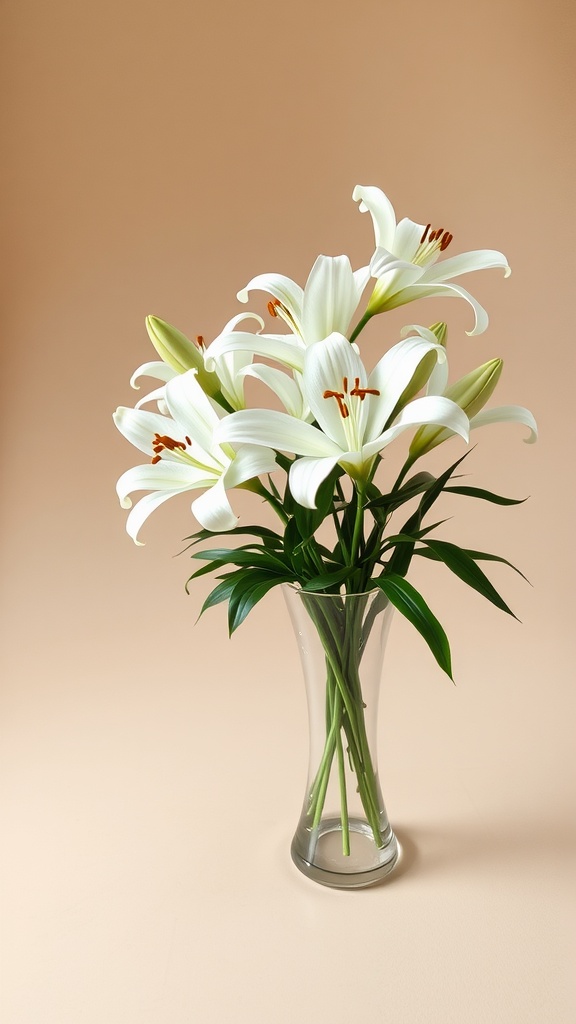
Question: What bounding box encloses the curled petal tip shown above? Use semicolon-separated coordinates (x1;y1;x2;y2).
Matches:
465;323;487;338
236;288;249;303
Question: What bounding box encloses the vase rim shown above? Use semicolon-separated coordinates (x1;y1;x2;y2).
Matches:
283;583;382;600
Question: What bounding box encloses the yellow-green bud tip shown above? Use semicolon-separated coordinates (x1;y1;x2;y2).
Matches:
429;322;448;347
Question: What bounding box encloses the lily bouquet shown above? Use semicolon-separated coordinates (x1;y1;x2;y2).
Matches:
114;184;536;883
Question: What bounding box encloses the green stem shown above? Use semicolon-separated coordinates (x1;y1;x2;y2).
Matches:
348;485;365;571
304;596;385;850
336;730;350;856
349;310;374;345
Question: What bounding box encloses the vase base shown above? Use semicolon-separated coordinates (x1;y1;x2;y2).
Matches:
291;817;399;889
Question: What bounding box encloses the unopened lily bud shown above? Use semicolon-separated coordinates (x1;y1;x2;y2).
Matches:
145;316;220;397
410;358;503;458
429;322;447;347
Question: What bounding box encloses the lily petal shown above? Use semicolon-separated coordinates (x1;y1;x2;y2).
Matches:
365;336;445;438
117;462;215;507
125;490;182;546
393;218;429;262
222;444;278;488
216;408;341;458
239;363;308;419
237;273;304;334
163;370;222;455
381;280;490;336
302;255;366;344
352;185;397;250
130;361;178;390
113;406;181;457
370;247;424;289
470;405;538;443
303;332;368;450
362;395;469;460
422;249;511;284
191;478;239;533
221;312;265;334
205;331;306;373
289;455;341;509
134;385;168;411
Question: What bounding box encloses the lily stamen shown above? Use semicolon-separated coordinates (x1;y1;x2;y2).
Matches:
350;377;381;401
414;223;453;266
266;297;300;335
151;432;190;463
323;389;350;419
324;376;380;417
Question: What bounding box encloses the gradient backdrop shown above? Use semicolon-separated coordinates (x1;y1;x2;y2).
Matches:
2;0;575;1021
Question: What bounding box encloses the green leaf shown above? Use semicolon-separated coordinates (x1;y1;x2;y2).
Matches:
378;519;452;553
443;485;527;506
197;570;253;613
373;574;453;680
419;448;474;518
365;472;436;512
387;450;473;578
227;571;291;634
186;560;229;587
301;567;352;592
283;517;306;574
180;525;283;553
421;539;519;619
416;546;530;583
192;547;290;573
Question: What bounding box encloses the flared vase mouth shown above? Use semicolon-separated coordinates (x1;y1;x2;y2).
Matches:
283;582;382;600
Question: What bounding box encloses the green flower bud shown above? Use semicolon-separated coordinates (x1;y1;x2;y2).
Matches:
428;322;447;347
409;358;503;458
387;350;438;427
145;316;220;397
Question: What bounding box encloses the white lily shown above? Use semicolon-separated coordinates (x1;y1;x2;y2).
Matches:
201;312;265;410
205;254;370;378
353;185;511;336
113;369;277;543
130;314;265;414
216;332;469;509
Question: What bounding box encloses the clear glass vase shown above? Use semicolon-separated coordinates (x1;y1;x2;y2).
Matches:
284;585;399;889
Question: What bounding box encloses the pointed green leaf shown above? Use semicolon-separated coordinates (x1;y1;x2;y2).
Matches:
416;546;530;583
301;567;352;592
422;539;519;619
443;485;527;506
387;450;474;578
227;571;291;634
192;547;290;573
196;570;253;612
181;525;283;550
373;574;453;679
365;472;436;511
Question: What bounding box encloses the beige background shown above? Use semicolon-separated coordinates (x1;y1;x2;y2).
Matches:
2;0;575;1021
